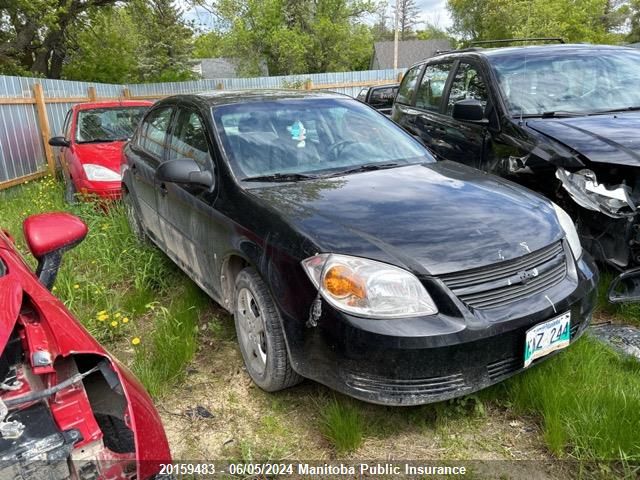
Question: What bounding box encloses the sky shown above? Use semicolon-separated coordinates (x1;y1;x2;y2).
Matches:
183;1;453;31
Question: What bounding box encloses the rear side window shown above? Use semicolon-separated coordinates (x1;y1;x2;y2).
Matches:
138;107;173;161
396;66;423;105
415;63;452;112
446;63;488;115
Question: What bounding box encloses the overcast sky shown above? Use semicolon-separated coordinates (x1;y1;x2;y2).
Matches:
184;1;453;31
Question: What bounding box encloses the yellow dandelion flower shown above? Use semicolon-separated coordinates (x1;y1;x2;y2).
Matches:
131;337;141;346
97;310;107;316
52;286;57;291
110;321;118;328
73;284;80;289
122;317;129;323
115;313;121;318
97;314;109;321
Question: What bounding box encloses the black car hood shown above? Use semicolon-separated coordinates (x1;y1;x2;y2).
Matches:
250;162;563;275
527;111;640;167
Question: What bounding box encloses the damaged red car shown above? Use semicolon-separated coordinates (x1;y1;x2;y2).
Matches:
0;213;170;479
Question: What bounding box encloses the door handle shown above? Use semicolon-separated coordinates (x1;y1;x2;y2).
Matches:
159;183;168;196
130;163;138;176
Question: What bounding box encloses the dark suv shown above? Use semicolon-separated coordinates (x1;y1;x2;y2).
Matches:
392;44;640;302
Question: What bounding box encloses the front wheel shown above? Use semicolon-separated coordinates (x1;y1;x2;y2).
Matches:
234;267;302;392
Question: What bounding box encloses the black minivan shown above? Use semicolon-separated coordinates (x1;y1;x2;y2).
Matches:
391;44;640;303
122;90;597;405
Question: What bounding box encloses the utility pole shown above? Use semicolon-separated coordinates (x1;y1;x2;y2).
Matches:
393;0;399;69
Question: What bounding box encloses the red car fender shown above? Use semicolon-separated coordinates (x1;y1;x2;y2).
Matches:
0;232;172;477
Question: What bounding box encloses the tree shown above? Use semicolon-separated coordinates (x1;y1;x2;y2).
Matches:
396;0;420;40
0;0;118;78
198;0;377;76
193;30;224;58
446;0;627;44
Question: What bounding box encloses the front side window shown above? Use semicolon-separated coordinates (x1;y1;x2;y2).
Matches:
490;49;640;116
138;107;173;160
168;110;212;167
76;107;148;143
415;63;453;112
213;98;434;180
446;63;488;115
396;65;423;105
356;88;369;101
62;110;72;139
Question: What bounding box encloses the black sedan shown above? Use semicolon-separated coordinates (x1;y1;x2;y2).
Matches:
122;90;598;405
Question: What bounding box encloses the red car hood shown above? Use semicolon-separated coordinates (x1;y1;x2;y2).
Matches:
75;141;126;172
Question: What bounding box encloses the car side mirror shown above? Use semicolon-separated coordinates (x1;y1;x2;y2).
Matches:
49;136;70;148
156;159;214;189
452;99;488;124
23;213;88;290
608;268;640;304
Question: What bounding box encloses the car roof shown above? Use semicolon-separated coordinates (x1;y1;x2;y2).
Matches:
75;100;153;111
158;89;348;108
417;43;639;66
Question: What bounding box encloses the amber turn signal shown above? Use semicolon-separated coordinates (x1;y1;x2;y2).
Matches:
323;265;366;299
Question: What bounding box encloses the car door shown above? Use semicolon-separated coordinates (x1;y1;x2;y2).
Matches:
125;105;175;244
391;64;425;135
405;61;456;158
435;60;492;169
157;105;221;295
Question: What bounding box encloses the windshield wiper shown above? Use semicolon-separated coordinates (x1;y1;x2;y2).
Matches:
78;138;118;143
242;172;319;182
328;162;402;177
590;106;640;114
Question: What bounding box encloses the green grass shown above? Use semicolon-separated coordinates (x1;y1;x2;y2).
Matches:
501;336;640;461
319;397;365;454
0;176;209;397
596;271;640;326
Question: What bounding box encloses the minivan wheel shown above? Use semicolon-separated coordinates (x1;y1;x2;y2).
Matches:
124;190;147;244
234;267;302;392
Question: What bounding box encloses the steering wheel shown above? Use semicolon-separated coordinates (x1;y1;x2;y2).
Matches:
329;140;359;159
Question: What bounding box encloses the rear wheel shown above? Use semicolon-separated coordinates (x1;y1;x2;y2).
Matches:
62;171;77;204
234;267;302;392
124;190;148;244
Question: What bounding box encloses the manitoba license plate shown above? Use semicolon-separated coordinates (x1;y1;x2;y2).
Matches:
524;312;571;368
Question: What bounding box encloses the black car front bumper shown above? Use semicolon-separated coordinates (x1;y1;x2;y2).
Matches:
282;253;598;406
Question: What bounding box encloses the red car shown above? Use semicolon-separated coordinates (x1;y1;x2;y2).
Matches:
0;213;171;478
49;101;153;202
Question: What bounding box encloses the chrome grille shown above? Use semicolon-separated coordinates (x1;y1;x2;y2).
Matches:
441;242;567;310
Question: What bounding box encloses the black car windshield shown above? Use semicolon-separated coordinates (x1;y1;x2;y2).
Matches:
212;97;433;180
76;107;148;143
490;49;640;116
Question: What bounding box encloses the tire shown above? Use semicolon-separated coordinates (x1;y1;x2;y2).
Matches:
62;171;77;204
234;267;302;392
123;190;148;244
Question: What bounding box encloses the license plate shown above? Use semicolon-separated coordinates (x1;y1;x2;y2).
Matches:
524;312;571;368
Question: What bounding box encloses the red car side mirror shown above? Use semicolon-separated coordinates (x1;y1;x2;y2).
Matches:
23;213;88;290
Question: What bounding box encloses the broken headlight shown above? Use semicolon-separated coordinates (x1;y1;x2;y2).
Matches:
551;202;583;260
556;168;636;218
301;254;438;318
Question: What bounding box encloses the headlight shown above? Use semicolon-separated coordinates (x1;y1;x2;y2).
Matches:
551;202;583;260
83;164;122;182
301;253;438;318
